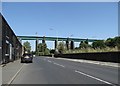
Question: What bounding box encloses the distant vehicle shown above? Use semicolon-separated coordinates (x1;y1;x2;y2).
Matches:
21;53;33;63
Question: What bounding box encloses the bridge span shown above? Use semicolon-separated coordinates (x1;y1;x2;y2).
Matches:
17;36;101;52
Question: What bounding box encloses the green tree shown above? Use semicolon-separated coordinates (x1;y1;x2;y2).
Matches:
114;36;120;50
23;41;31;52
92;40;106;49
44;48;50;55
79;41;90;49
50;49;55;54
37;43;50;55
42;43;47;52
105;37;120;49
58;42;66;54
105;38;116;48
38;43;42;52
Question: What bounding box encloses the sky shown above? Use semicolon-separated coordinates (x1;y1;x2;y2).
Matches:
1;2;118;51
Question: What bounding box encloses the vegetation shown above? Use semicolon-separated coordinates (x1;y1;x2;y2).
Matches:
105;36;120;49
92;40;106;49
26;36;120;55
64;36;120;54
64;47;118;54
57;41;67;54
37;43;50;56
23;41;31;53
79;40;91;49
50;49;55;54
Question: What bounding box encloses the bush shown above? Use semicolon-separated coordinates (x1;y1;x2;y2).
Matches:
38;52;44;56
44;48;50;55
92;40;106;49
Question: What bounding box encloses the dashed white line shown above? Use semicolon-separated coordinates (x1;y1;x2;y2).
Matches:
59;64;65;68
53;62;65;68
53;62;57;64
48;60;52;63
75;70;116;86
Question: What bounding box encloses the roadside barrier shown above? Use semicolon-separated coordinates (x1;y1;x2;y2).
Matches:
54;51;120;63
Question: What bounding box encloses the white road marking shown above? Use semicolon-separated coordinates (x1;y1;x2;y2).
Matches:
75;70;116;86
53;62;59;65
48;60;52;63
54;58;119;68
58;64;65;68
53;62;65;68
7;64;24;85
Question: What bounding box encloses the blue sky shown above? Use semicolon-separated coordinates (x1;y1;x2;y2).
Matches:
2;2;118;50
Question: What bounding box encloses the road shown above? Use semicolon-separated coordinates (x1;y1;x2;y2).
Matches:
10;56;119;85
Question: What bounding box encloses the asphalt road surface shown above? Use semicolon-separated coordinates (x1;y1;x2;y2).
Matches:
10;56;119;85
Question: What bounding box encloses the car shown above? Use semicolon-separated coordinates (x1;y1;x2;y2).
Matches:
21;53;33;63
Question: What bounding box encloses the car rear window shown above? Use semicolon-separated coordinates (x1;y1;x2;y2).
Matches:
23;54;31;56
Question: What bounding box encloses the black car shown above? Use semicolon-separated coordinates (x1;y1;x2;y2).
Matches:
21;53;33;63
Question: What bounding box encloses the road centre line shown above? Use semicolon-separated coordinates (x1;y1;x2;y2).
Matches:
47;60;52;63
53;62;65;68
58;64;65;68
75;70;116;86
46;59;65;67
53;62;60;65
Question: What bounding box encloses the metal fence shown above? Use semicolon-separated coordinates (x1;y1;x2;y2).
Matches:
0;13;22;64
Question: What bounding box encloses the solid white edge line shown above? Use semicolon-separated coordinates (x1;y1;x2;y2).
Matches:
7;64;24;85
75;70;116;86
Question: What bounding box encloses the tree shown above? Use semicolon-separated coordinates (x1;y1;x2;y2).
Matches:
105;38;116;48
38;43;47;52
85;39;88;44
50;49;55;54
58;42;66;54
105;36;120;49
23;41;31;52
114;36;120;50
79;41;90;49
42;43;47;52
44;48;50;55
92;40;106;49
38;43;42;52
37;43;50;55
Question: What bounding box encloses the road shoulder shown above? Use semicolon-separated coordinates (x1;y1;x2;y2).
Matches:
2;59;23;85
